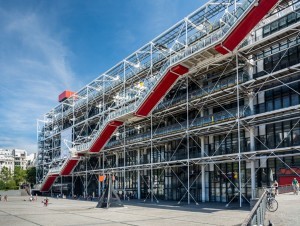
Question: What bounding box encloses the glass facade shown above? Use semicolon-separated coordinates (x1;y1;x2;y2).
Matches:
37;0;300;205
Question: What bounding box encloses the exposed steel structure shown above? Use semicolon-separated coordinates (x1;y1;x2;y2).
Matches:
37;0;300;209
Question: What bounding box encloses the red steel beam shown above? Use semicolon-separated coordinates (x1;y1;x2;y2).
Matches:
135;64;189;117
40;174;59;192
60;158;80;176
215;0;279;55
89;120;124;153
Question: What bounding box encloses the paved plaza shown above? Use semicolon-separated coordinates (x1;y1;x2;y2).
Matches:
265;192;300;226
0;196;250;226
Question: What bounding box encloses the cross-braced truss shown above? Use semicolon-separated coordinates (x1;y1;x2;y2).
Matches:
36;0;300;207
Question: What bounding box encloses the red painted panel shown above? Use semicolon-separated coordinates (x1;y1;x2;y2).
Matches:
60;159;79;176
89;120;123;153
40;174;58;192
135;65;189;117
58;90;75;102
278;176;300;186
215;0;279;54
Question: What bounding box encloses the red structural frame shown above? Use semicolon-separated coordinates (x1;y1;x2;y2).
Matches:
215;0;279;55
89;120;124;153
60;158;80;176
135;65;189;117
40;174;59;192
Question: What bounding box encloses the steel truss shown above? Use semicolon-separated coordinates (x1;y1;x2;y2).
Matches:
36;0;300;207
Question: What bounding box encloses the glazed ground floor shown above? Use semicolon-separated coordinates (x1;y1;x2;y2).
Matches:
46;155;300;205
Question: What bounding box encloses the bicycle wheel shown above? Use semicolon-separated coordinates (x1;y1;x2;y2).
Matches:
267;198;278;212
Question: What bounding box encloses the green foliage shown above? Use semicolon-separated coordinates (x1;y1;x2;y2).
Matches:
26;167;36;185
0;166;18;190
0;166;12;181
14;166;27;186
0;166;36;190
6;179;17;190
0;180;5;190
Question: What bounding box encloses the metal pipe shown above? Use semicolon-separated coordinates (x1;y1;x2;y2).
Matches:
236;53;242;208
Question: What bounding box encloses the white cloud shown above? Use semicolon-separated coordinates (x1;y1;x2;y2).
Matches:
0;8;79;154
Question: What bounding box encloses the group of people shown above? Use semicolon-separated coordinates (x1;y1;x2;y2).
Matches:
29;194;38;202
270;178;300;195
0;195;8;201
272;178;300;195
27;194;49;207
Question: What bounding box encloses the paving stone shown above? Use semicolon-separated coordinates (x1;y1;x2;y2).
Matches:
0;196;251;226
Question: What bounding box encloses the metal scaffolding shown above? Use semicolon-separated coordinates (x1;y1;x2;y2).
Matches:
36;0;300;207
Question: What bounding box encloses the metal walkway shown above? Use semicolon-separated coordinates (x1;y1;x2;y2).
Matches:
40;0;280;192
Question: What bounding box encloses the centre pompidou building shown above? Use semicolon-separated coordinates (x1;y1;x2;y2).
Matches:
37;0;300;206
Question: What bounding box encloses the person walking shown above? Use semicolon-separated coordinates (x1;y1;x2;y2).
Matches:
4;195;7;201
273;180;279;195
43;198;49;207
292;178;299;195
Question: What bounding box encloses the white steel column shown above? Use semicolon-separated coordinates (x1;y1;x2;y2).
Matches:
102;152;105;193
115;153;119;190
98;156;101;197
201;136;205;202
247;55;254;80
248;90;255;152
250;127;255;152
115;153;119;167
236;54;242;207
85;157;88;198
186;75;190;204
251;160;256;199
150;114;154;202
247;90;254;115
60;176;63;196
72;173;74;197
123;124;126;201
137;150;141;200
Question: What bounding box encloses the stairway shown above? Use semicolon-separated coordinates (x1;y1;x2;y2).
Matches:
40;173;59;192
39;0;280;192
215;0;279;54
40;156;80;192
73;0;280;157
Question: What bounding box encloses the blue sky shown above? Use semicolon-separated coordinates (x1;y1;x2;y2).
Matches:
0;0;205;153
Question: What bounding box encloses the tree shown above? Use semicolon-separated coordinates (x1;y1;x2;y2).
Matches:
0;180;5;190
0;166;17;190
14;166;27;186
6;179;16;190
26;167;36;185
0;166;12;181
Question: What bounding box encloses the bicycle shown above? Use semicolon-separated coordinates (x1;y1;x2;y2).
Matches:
266;188;278;212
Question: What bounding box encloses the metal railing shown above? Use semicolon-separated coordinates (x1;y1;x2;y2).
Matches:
242;190;267;226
